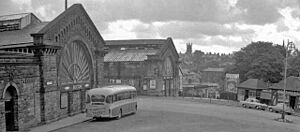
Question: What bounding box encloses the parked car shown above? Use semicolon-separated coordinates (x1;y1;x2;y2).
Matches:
240;98;268;110
268;103;294;115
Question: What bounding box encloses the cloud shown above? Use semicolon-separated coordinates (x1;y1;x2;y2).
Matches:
0;0;26;15
276;20;289;32
235;0;284;25
79;0;239;24
155;21;255;39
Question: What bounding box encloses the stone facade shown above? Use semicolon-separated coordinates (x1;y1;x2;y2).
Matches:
104;38;180;96
0;4;105;131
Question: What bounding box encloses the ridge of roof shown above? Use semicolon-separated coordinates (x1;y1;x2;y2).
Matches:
105;39;167;45
0;13;30;21
237;78;268;90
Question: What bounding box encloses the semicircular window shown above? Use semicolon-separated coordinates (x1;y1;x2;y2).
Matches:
59;41;92;85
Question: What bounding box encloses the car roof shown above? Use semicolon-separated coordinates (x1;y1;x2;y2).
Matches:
87;85;136;95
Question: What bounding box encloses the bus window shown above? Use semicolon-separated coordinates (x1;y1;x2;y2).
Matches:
113;94;117;102
86;94;91;103
91;95;105;102
106;95;112;104
124;92;130;99
117;92;126;101
133;92;137;98
130;91;135;99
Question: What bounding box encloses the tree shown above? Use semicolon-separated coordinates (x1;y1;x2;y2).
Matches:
288;50;300;77
230;41;285;83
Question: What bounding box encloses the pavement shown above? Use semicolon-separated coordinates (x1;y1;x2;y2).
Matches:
29;113;91;132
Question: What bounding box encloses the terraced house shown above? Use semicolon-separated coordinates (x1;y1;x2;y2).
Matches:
0;4;106;131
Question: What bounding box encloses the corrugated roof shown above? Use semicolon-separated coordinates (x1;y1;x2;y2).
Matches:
270;76;300;92
237;79;268;90
0;22;48;46
0;13;30;21
202;68;225;72
104;49;158;62
105;39;167;46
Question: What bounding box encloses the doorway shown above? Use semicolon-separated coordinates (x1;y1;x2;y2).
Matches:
290;96;296;109
164;79;171;96
4;85;19;131
244;90;249;101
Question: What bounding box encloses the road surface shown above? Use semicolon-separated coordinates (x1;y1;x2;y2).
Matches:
53;97;300;132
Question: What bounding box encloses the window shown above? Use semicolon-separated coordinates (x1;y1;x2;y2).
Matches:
130;91;137;99
106;95;112;104
113;94;117;102
91;95;105;102
117;93;123;101
86;94;91;103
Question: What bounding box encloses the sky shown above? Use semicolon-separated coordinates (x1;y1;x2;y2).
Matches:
1;0;300;54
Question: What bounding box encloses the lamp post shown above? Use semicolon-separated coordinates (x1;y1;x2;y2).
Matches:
282;40;296;121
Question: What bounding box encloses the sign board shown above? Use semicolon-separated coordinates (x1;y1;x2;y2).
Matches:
116;79;121;84
60;93;68;109
73;85;82;90
150;80;156;89
225;74;239;93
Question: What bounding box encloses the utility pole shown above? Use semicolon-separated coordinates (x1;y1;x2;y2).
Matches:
65;0;68;10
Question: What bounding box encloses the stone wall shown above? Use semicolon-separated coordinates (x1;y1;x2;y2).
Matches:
0;101;5;132
0;63;41;131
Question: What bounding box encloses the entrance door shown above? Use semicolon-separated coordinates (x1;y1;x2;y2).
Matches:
164;80;170;96
244;90;249;101
290;96;296;109
4;86;18;131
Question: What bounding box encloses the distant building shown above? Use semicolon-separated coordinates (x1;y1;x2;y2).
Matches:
104;38;180;96
201;68;225;86
270;76;300;112
0;4;106;131
185;43;192;55
237;79;268;101
182;69;200;85
200;68;225;98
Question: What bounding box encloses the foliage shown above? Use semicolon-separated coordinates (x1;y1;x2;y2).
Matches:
179;50;234;73
230;41;285;83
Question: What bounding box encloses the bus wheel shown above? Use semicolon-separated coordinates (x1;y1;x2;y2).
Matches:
117;109;122;120
133;105;138;114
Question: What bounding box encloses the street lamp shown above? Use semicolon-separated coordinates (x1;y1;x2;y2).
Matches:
282;40;296;121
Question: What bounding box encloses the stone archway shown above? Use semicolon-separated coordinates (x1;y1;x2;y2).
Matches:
3;85;19;131
163;57;174;96
58;40;94;114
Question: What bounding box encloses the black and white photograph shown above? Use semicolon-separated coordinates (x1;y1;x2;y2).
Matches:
1;0;300;132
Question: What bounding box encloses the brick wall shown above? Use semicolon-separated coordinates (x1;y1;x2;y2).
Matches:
0;101;5;132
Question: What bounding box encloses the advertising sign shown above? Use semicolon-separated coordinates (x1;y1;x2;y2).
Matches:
225;74;239;93
150;80;156;89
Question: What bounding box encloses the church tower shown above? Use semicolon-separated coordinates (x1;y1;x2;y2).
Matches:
186;43;192;55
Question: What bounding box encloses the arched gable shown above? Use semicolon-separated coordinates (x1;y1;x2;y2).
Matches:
38;4;105;51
